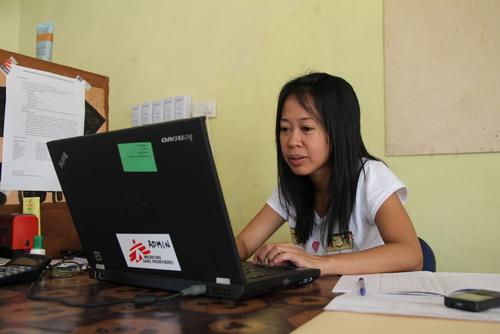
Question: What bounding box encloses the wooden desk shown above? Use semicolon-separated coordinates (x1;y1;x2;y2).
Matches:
0;273;339;333
3;273;499;333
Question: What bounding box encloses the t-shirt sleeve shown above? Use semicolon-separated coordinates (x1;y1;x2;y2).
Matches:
360;160;407;222
266;186;288;220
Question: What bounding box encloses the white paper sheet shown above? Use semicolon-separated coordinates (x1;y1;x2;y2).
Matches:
1;65;85;191
325;292;500;322
327;272;500;322
333;272;500;296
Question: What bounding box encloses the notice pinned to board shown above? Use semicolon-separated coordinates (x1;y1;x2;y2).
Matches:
0;64;85;191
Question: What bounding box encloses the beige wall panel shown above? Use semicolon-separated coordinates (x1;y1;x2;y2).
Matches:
385;0;500;155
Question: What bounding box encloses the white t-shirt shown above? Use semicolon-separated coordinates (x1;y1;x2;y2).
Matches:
266;160;407;255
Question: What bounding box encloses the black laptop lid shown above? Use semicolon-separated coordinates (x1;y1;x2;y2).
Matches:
47;117;245;285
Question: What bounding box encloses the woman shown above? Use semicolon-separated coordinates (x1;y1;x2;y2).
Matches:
235;72;422;275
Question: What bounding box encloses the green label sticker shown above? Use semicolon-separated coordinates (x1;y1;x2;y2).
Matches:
118;142;158;172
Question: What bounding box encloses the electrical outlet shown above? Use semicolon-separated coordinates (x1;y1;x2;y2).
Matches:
193;99;216;118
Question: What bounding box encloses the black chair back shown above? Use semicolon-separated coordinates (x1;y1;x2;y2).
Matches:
418;237;436;272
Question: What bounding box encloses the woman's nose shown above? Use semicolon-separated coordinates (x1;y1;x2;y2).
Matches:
287;130;302;147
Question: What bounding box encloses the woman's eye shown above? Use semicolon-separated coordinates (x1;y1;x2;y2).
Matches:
280;127;291;132
302;126;314;132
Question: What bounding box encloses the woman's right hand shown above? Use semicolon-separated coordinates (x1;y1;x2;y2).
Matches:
253;242;323;274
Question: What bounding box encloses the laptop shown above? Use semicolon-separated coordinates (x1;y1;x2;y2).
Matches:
47;116;320;299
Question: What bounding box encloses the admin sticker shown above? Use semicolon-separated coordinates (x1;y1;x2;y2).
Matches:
116;234;181;271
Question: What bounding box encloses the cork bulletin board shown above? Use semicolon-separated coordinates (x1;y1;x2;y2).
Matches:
0;49;109;257
0;48;109;204
384;0;500;156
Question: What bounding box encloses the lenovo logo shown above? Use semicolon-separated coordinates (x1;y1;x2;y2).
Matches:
58;152;69;169
161;134;193;143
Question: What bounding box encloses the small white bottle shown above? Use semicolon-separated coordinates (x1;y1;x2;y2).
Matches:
30;235;46;255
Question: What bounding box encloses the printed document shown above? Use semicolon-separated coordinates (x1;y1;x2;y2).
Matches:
326;272;500;322
1;65;85;191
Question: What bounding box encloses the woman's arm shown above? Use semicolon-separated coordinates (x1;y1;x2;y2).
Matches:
258;193;423;275
319;192;423;275
235;204;286;261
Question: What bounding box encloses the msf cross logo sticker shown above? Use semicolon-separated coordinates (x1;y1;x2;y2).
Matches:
129;239;151;263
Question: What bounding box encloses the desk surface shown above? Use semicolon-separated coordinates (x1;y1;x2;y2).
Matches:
2;274;499;333
0;273;339;333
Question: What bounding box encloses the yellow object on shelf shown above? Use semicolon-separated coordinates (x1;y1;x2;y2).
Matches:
23;196;41;235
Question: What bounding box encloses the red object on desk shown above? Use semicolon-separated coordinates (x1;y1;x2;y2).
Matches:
0;213;38;250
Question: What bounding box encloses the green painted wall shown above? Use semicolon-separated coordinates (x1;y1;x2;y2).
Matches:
2;0;499;273
0;0;20;52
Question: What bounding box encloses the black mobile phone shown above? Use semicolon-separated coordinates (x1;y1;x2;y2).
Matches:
444;289;500;312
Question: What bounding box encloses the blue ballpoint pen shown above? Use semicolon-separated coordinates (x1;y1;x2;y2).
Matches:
358;277;366;296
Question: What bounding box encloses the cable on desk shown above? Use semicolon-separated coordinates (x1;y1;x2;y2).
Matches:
27;281;207;308
26;252;207;307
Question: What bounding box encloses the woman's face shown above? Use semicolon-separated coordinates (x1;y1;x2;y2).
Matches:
279;95;331;183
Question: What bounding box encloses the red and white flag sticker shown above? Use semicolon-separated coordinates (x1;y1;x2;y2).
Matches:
0;56;18;76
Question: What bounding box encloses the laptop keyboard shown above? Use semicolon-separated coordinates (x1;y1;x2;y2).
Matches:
241;261;290;279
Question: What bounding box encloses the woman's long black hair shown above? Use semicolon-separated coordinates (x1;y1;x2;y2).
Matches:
276;72;378;246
